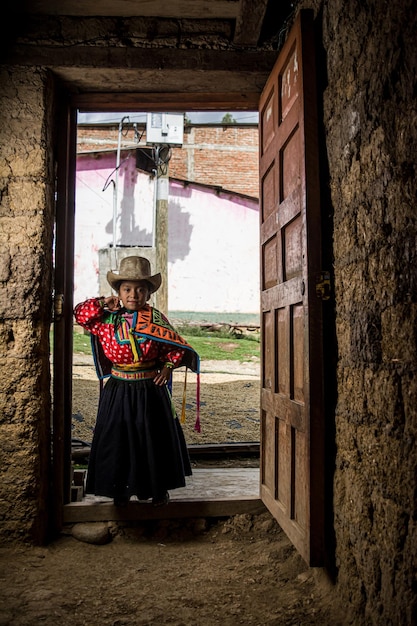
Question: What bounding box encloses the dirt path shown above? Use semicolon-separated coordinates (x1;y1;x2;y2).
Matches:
0;512;345;626
5;356;345;625
72;355;261;445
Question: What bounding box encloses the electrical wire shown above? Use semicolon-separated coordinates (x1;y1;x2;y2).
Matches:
101;155;130;192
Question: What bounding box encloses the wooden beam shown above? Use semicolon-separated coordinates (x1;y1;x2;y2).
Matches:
63;497;266;523
71;92;260;111
5;44;276;94
234;0;269;46
22;0;240;19
58;68;268;95
5;44;277;72
72;441;260;463
188;442;260;456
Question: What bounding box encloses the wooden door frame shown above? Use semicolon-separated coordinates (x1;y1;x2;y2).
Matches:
52;94;78;532
52;76;331;570
51;92;262;533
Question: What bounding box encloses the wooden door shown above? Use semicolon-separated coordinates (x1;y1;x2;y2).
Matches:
259;10;325;566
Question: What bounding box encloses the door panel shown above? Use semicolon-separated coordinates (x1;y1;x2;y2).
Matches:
259;10;324;565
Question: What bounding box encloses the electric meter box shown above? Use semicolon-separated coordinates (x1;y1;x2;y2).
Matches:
146;113;184;146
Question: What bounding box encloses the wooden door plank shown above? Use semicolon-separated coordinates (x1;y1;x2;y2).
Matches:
64;497;266;523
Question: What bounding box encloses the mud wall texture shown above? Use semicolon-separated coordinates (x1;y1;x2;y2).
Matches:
302;0;417;623
0;68;55;542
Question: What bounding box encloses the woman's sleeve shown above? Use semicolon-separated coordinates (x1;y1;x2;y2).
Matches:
156;311;187;366
73;298;105;336
159;343;185;367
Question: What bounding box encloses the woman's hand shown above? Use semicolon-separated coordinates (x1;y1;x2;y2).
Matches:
153;365;173;386
102;295;120;311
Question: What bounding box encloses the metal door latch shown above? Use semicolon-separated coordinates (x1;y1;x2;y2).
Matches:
315;272;331;300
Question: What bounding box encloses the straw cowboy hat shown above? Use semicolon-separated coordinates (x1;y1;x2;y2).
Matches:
107;256;162;293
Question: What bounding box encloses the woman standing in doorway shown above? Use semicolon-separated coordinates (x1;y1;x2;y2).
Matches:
74;256;199;507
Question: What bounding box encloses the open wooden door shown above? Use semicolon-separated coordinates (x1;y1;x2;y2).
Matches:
259;10;325;565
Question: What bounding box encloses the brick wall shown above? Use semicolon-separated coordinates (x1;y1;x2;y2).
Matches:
77;123;259;198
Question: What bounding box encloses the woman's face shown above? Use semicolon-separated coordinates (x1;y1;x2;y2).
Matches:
118;280;150;311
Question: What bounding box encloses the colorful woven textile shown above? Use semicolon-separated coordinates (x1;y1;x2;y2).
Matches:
90;305;201;432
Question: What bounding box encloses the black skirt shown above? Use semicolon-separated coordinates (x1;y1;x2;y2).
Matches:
86;376;192;500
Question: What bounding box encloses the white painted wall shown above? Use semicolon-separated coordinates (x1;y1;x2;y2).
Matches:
74;151;259;314
168;180;259;313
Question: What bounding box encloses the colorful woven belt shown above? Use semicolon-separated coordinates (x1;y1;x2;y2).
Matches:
112;361;156;372
111;367;158;381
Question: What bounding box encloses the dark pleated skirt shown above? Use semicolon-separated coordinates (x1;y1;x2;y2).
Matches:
85;376;192;500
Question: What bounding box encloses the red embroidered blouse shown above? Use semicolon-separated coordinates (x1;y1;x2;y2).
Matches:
74;298;184;368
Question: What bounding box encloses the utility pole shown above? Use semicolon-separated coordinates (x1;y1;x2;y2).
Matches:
154;150;169;314
146;113;183;315
112;116;130;270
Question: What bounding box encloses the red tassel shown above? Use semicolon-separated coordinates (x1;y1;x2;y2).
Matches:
180;368;187;424
194;373;201;433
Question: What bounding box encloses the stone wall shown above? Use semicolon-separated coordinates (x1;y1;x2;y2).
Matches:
0;68;55;542
302;0;417;623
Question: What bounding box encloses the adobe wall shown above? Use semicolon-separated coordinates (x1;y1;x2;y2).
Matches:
302;0;417;623
0;68;55;542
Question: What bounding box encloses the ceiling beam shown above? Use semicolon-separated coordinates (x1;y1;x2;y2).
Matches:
53;66;270;95
5;44;277;72
22;0;240;19
72;92;261;111
233;0;269;46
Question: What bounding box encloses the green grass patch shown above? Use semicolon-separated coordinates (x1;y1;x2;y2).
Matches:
73;332;92;354
169;310;260;325
61;324;260;362
182;334;259;362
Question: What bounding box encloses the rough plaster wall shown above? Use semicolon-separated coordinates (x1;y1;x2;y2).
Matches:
16;16;234;49
308;0;417;623
0;67;55;542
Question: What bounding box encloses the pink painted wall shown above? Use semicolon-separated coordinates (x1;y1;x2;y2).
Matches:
75;151;154;301
75;151;259;313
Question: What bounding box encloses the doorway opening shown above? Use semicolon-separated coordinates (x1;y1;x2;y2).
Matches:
66;108;262;512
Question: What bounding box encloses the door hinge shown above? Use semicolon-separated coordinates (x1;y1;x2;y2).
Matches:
53;293;64;320
315;272;331;300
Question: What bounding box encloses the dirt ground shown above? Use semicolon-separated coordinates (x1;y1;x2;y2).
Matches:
0;512;345;626
1;356;344;625
71;355;261;445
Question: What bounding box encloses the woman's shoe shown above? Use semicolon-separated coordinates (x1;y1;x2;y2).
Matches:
152;492;170;507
